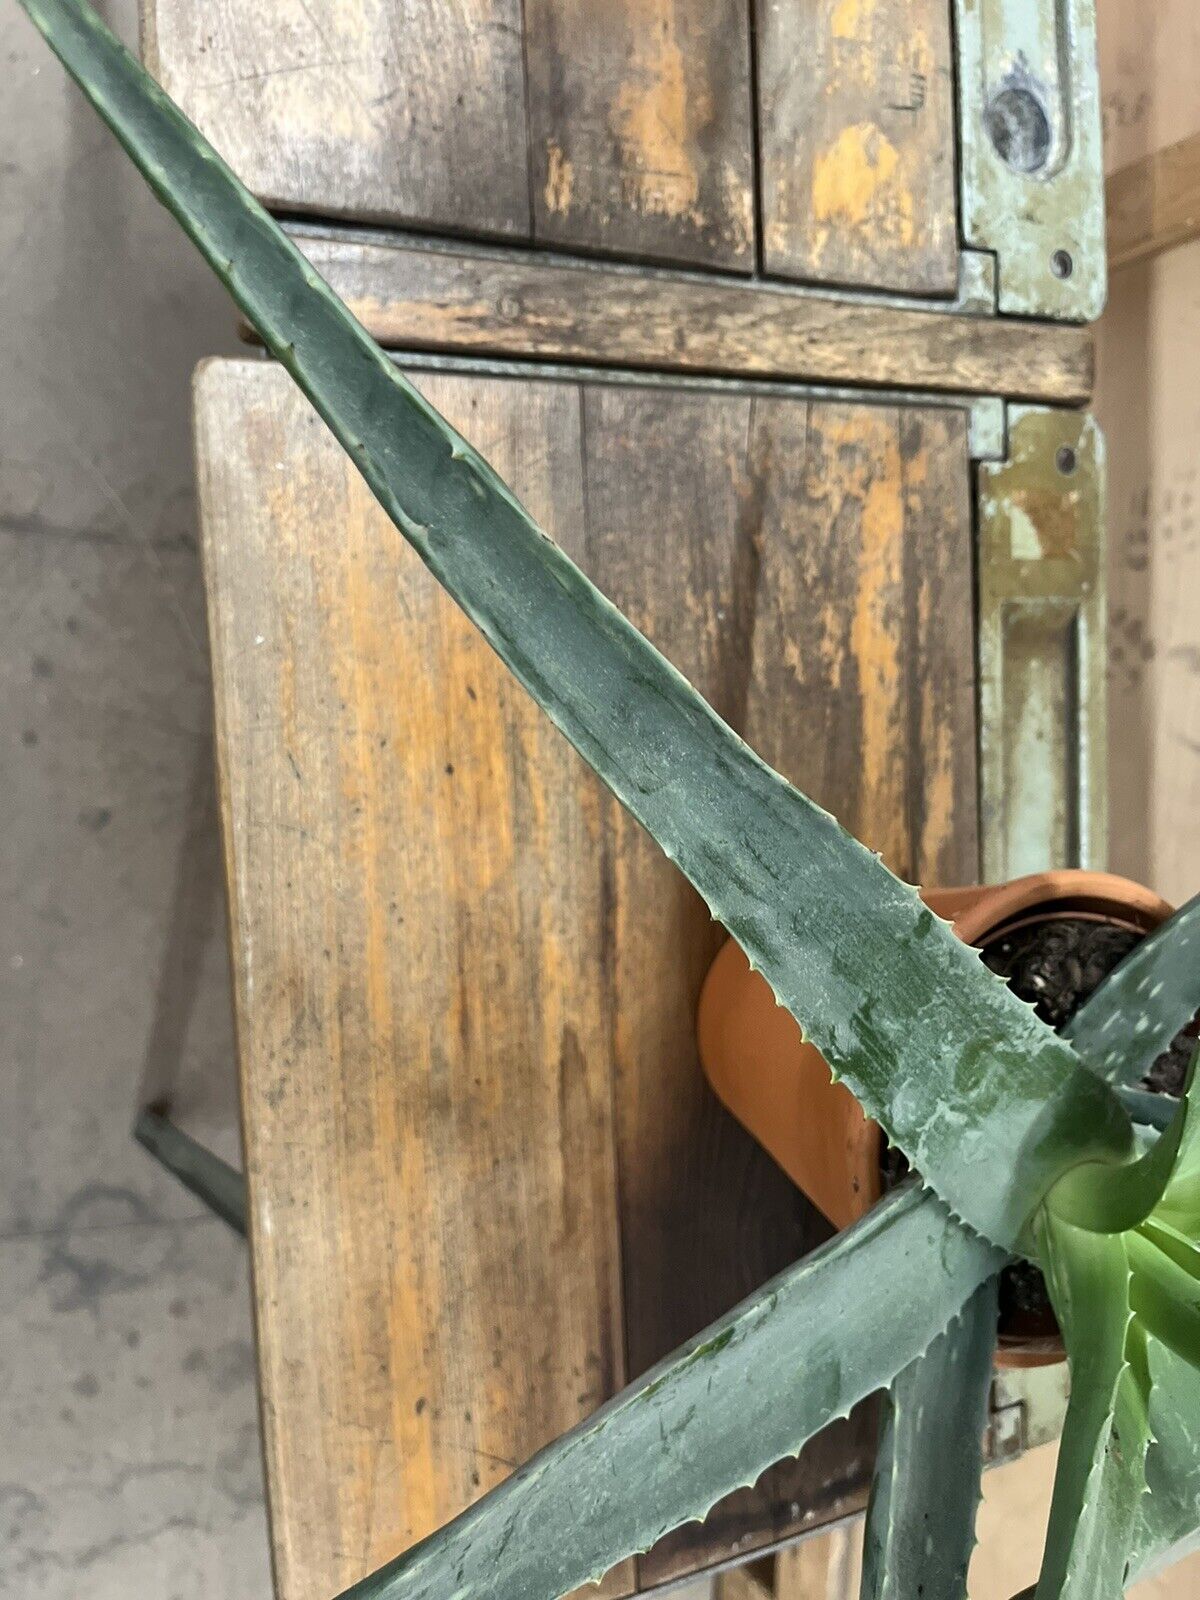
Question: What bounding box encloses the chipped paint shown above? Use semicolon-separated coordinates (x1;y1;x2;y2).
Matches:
811;123;915;258
977;405;1106;879
611;3;703;220
955;0;1106;319
543;139;574;215
830;0;869;42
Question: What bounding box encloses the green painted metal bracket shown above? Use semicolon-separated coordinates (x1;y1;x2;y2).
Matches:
955;0;1107;322
134;1109;247;1236
977;404;1107;883
976;404;1107;1455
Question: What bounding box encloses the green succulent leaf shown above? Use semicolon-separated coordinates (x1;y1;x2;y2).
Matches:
1046;1086;1188;1234
1063;892;1200;1086
859;1274;997;1600
19;0;1135;1254
1117;1086;1179;1133
1152;1049;1200;1236
1034;1060;1200;1598
1032;1213;1149;1600
1129;1336;1200;1582
328;1184;1001;1600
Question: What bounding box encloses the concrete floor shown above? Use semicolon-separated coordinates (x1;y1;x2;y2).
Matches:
2;3;264;1593
3;3;1198;1600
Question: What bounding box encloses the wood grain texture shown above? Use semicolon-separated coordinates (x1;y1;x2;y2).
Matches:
196;362;631;1600
288;230;1096;404
195;357;978;1594
598;390;978;1585
756;0;958;294
523;0;755;269
1107;130;1200;272
140;0;530;236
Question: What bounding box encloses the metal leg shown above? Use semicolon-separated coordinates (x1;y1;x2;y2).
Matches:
134;1107;247;1236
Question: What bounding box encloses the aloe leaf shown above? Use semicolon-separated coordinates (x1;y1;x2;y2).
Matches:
1033;1064;1200;1597
1063;893;1200;1086
859;1274;997;1600
1129;1336;1200;1582
1128;1226;1200;1365
18;0;1134;1252
1118;1085;1179;1132
325;1184;1001;1600
1151;1048;1200;1234
1032;1214;1150;1600
1047;1083;1189;1233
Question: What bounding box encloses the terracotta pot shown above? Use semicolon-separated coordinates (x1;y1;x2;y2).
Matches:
696;869;1174;1366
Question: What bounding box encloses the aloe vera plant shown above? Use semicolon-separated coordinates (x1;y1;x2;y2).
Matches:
17;2;1200;1595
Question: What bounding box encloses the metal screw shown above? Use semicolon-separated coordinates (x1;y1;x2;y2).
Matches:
1051;249;1074;280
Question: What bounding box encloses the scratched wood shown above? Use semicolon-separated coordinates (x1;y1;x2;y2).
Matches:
195;357;978;1595
196;361;632;1600
283;229;1095;403
582;387;977;1586
140;0;531;237
523;0;755;269
756;0;959;294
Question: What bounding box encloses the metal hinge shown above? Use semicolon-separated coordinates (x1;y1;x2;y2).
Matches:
956;0;1107;321
977;404;1107;881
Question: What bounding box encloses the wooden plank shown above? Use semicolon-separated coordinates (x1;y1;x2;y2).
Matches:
523;0;755;269
196;361;632;1600
756;0;958;294
196;357;979;1596
140;0;530;237
289;230;1096;404
579;388;978;1584
1107;131;1200;272
772;1523;863;1598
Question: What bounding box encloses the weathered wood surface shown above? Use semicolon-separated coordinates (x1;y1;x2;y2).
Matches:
140;0;531;237
523;0;755;269
143;0;972;291
195;356;979;1595
1107;130;1200;272
142;0;755;270
286;230;1095;403
756;0;958;293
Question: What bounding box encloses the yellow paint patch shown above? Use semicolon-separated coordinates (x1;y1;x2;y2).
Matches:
543;140;574;215
812;122;911;236
830;0;871;41
823;412;906;866
612;4;704;221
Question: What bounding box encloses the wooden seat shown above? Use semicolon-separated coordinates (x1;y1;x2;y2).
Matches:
195;356;980;1598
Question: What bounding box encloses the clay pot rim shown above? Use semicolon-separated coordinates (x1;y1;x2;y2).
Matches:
906;869;1174;1368
944;869;1173;949
865;870;1175;1187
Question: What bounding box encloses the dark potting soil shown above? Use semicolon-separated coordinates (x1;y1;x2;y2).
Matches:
982;917;1140;1344
982;917;1197;1096
883;914;1196;1347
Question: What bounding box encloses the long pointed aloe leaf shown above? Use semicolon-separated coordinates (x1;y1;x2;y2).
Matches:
1033;1214;1149;1600
1064;892;1200;1086
1130;1335;1200;1582
859;1274;998;1600
19;0;1134;1253
328;1183;1000;1600
1033;1064;1200;1598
